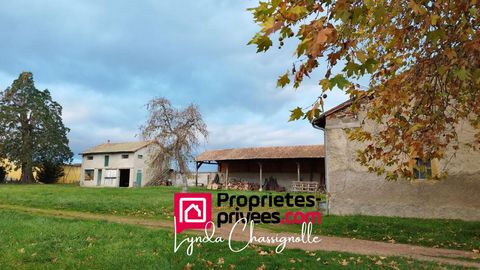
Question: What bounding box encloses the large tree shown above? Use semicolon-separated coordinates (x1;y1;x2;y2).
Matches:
141;98;208;191
0;72;73;183
249;0;479;179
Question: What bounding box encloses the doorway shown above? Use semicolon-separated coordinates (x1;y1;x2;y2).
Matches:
136;170;142;187
97;169;102;186
119;169;130;187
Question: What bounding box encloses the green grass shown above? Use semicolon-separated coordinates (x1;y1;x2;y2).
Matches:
0;210;470;270
0;184;177;219
0;185;318;220
0;184;478;251
266;215;480;251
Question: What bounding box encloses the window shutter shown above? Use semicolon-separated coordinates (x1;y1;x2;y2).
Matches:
431;158;439;178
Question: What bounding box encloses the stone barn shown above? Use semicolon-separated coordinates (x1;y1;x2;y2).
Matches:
195;145;325;191
313;97;480;221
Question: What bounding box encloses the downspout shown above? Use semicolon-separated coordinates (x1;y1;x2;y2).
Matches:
312;122;329;215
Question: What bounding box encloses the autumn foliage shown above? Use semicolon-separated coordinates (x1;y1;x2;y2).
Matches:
249;0;480;179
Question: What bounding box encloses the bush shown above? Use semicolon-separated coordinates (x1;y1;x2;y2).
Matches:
36;161;64;184
0;167;6;183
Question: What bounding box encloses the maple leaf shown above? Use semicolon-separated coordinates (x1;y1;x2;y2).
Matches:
289;107;304;122
315;28;334;44
277;72;290;87
289;6;308;17
248;34;272;53
330;74;349;90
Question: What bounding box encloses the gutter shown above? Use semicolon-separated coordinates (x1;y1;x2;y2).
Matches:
312;115;329;215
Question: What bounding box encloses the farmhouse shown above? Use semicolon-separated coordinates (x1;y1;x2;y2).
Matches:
313;98;480;221
195;145;325;191
80;141;153;187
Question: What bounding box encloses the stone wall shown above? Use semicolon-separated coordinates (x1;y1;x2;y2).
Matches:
325;109;480;221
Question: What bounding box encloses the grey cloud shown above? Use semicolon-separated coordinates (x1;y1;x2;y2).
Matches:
0;0;346;162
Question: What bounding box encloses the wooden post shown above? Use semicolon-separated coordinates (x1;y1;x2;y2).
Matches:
296;162;301;182
225;164;229;190
259;162;263;191
195;162;200;187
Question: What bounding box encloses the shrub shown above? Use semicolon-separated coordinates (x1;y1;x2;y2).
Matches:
36;161;64;184
0;167;6;183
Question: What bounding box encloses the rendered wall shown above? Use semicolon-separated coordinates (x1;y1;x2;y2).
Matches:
325;110;480;221
80;146;153;187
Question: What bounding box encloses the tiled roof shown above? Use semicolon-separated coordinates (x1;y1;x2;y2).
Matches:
196;145;324;161
80;141;152;155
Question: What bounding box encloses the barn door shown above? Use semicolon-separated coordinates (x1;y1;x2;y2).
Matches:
136;170;142;187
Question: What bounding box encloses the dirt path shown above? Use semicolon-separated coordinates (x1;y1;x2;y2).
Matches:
1;204;478;268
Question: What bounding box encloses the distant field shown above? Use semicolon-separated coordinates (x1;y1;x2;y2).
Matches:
0;184;478;251
0;210;469;270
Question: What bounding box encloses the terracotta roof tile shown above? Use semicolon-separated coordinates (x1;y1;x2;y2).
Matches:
80;141;152;155
196;145;324;161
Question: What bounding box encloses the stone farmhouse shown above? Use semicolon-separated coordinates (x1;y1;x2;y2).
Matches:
80;141;153;187
312;98;480;221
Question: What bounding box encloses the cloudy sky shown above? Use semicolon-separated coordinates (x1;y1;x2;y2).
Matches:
0;0;348;163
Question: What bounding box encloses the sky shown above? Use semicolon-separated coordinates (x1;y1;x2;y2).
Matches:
0;0;349;164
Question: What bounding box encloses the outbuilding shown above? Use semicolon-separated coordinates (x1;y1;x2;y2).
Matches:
195;145;325;192
312;97;480;221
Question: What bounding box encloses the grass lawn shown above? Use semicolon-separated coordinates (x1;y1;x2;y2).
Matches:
266;215;480;251
0;184;478;251
0;210;471;270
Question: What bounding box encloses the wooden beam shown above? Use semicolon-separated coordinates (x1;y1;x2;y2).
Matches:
225;164;229;190
195;161;202;187
259;162;263;191
297;162;301;182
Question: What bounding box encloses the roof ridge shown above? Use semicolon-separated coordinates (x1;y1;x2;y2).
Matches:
80;140;152;155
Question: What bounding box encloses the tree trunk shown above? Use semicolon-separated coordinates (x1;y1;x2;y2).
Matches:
180;173;188;192
175;148;188;192
20;115;34;183
20;162;34;183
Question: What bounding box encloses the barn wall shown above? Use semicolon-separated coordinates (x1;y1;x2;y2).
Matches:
2;159;80;184
325;109;480;221
58;165;81;184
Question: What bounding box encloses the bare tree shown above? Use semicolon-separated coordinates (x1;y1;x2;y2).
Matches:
141;98;207;191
